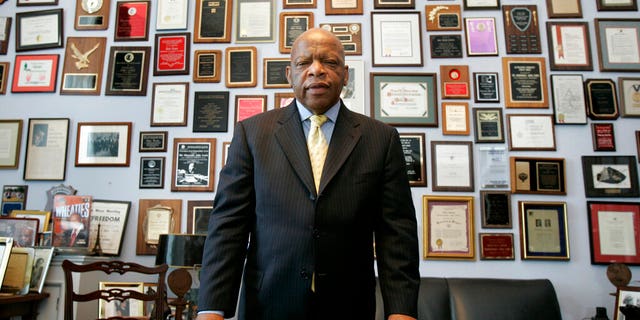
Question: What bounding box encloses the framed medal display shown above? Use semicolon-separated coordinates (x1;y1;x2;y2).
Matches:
75;0;110;30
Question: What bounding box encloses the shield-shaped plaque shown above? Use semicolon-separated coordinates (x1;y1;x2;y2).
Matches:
510;7;531;32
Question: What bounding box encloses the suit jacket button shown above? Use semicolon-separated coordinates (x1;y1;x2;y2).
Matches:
309;193;316;201
300;270;310;279
313;229;321;239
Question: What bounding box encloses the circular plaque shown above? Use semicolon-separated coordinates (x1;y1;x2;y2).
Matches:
82;0;103;14
607;263;632;288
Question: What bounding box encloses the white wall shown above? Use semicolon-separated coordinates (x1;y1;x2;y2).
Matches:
1;1;639;319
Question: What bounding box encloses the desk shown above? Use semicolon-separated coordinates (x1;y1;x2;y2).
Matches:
0;292;49;320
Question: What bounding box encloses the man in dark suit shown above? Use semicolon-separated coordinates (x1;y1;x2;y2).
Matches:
197;28;419;320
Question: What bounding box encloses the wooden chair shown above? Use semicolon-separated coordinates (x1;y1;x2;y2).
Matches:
62;259;169;320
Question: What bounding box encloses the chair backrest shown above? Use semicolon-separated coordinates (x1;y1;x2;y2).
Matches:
62;259;169;320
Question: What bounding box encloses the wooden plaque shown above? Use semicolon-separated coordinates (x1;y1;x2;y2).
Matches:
74;0;111;30
194;0;232;43
0;17;10;54
325;0;363;15
279;12;314;54
440;65;470;99
425;4;462;31
503;5;541;54
193;50;222;83
502;57;548;108
136;199;181;255
319;23;362;55
60;37;107;96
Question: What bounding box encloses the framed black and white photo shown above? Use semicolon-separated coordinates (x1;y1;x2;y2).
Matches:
171;138;216;192
75;122;132;167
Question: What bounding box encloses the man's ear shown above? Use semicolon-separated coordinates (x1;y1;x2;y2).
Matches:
286;66;292;86
343;65;349;86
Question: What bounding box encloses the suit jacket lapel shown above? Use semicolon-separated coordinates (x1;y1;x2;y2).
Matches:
320;105;361;192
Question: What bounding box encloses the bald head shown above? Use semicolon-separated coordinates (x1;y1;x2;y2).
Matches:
291;28;346;62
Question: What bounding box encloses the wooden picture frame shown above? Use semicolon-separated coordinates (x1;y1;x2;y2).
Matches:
507;114;556;151
153;33;190;76
581;156;639;198
545;0;582;18
235;95;267;123
463;0;499;10
105;46;151;96
473;72;499;103
588;201;640;266
371;11;423;67
263;58;291;89
279;12;314;54
369;72;438;127
479;233;514;260
0;17;10;55
15;9;63;52
441;102;470;135
480;190;512;229
0;217;39;247
510;156;566;195
319;23;363;55
431;141;474;192
75;122;132;167
136;199;181;255
0;120;22;169
472;108;504;143
464;17;498;56
546;22;592;71
0;62;8;95
60;37;107;96
74;0;111;30
429;35;463;59
139;156;165;189
592;123;616;152
98;282;145;317
325;0;363;15
139;131;168;152
87;199;131;256
502;57;548;108
597;0;638;11
24;118;69;181
274;92;295;108
171;138;216;192
375;0;413;9
11;54;59;93
156;0;188;30
398;133;427;187
518;201;570;260
283;0;316;9
595;19;640;72
225;46;257;88
585;78;619;120
619;77;640;117
114;1;150;41
10;210;50;233
150;82;189;127
615;286;640;320
193;91;230;133
422;195;475;260
234;0;275;43
194;0;232;43
186;200;213;234
550;74;587;124
1;185;28;216
193;50;222;83
425;5;462;32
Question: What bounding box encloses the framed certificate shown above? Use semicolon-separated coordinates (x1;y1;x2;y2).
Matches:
153;33;190;76
15;9;63;52
472;107;504;143
11;54;59;93
235;0;275;43
441;102;469;136
502;57;548;108
546;0;582;18
74;0;110;30
510;156;566;195
105;46;151;96
17;0;58;5
136;199;181;255
595;19;640;72
479;233;514;260
193;91;230;132
263;58;291;88
619;77;640;117
581;156;639;198
60;37;106;95
507;114;556;151
502;5;541;54
375;0;413;9
518;201;570;260
284;0;316;8
587;201;640;265
592;123;616;152
235;95;267;123
225;46;257;88
193;50;222;83
319;23;362;55
597;0;638;11
480;191;511;229
371;11;423;67
425;5;461;31
0;120;22;169
187;200;213;234
398;133;426;187
546;22;592;71
0;17;10;54
279;12;314;54
464;17;498;56
24;118;69;181
0;62;7;95
422;195;475;260
171;138;216;192
114;1;150;41
550;74;587;124
325;0;363;15
139;157;165;189
430;141;474;192
87;200;131;256
150;82;189;127
139;131;168;152
463;0;499;10
585;78;619;120
194;0;232;43
75;122;132;167
370;72;438;127
156;0;188;30
473;72;499;103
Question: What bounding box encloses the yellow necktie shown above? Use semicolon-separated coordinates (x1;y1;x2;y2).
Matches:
307;114;329;192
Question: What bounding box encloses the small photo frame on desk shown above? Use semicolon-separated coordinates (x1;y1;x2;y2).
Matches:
10;210;50;233
194;0;232;43
234;0;275;43
518;201;570;261
371;11;423;67
11;54;59;93
325;0;363;15
595;19;640;72
422;195;475;260
24;118;69;181
510;156;566;195
546;0;582;18
2;247;34;295
588;201;640;266
0;217;39;247
263;58;291;89
75;122;132;167
105;46;151;96
114;1;150;41
74;0;110;30
98;282;145;318
546;22;592;71
279;12;313;54
150;82;189;127
619;77;640;117
225;46;257;88
29;246;54;293
15;9;63;52
193;50;222;83
153;33;190;76
582;156;639;198
430;141;474;192
171;138;216;192
398;133;427;187
370;72;438;127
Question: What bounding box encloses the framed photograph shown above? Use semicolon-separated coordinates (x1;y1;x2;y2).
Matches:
480;191;511;228
341;59;365;115
60;37;107;95
463;0;499;10
136;199;181;255
194;0;232;43
319;23;362;55
87;200;131;256
430;141;474;192
546;0;582;18
325;0;363;15
275;92;295;108
11;54;59;93
425;5;461;31
0;62;8;94
479;233;514;260
186;200;213;234
587;201;640;265
546;22;592;71
193;50;222;83
619;77;640;117
279;12;314;54
510;156;566;195
422;195;475;260
139;157;165;189
225;46;257;88
398;133;426;187
3;247;34;295
10;210;50;233
518;201;570;260
1;185;28;216
473;72;499;103
370;72;438;127
153;33;190;76
472;108;504;143
507;114;556;151
442;102;470;135
615;286;640;320
150;82;189;127
429;35;463;59
582;156;639;198
235;0;275;43
0;17;10;55
29;246;54;293
595;19;640;72
550;74;587;124
375;0;413;9
15;9;63;52
477;146;509;189
592;123;616;152
74;0;111;30
502;5;541;54
193;91;230;133
263;58;291;89
585;78;619;120
156;0;188;30
284;0;316;8
105;46;151;96
171;138;216;192
75;122;132;167
0;237;13;287
440;65;470;100
371;11;423;67
597;0;638;11
0;120;22;169
139;131;168;152
0;217;39;247
98;282;145;318
17;0;58;5
114;1;150;41
502;57;548;108
235;95;267;123
464;18;498;56
24;118;70;181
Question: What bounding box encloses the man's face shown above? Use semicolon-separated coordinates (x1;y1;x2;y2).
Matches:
286;29;348;114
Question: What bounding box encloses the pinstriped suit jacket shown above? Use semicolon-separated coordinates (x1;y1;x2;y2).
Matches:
198;101;419;320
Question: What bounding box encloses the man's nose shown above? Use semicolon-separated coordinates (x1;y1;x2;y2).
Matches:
307;60;326;76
